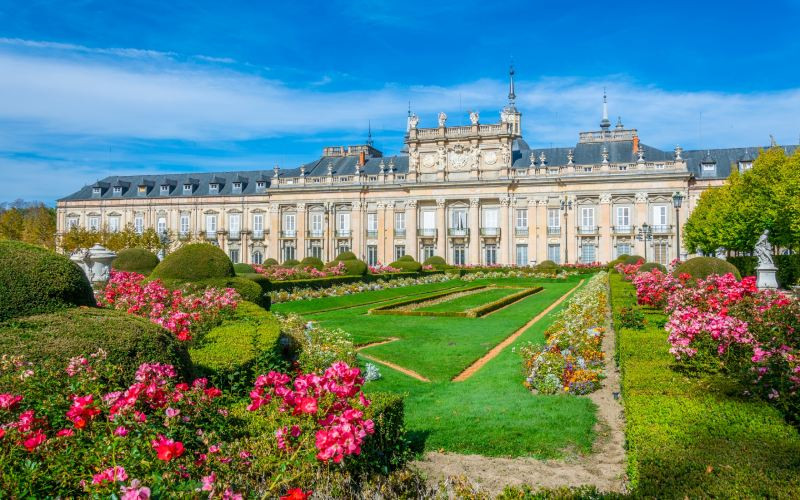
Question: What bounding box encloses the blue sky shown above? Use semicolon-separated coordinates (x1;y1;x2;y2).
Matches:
2;0;800;203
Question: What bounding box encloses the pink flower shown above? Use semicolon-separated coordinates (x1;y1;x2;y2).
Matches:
0;393;23;410
92;466;128;484
56;428;75;437
201;472;216;491
114;426;129;437
120;479;151;499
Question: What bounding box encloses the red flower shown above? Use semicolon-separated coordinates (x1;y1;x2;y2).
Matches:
152;434;184;461
22;429;47;452
281;488;312;500
297;397;318;415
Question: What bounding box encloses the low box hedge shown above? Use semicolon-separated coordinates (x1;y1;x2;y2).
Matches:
467;286;542;317
369;285;487;316
189;301;283;391
246;271;442;293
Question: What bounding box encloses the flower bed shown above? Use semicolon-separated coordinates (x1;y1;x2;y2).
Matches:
460;270;570;281
519;272;609;395
368;263;401;274
97;271;239;341
269;273;452;303
253;262;346;280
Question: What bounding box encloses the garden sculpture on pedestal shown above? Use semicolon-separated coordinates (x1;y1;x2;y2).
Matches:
755;230;778;290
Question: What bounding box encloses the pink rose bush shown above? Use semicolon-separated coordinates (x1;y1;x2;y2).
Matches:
254;262;346;281
367;263;401;274
98;271;239;341
614;259;643;281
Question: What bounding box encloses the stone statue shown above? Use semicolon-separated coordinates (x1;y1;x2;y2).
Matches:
438;112;447;127
755;230;774;268
469;111;479;125
500;143;511;166
409;113;419;129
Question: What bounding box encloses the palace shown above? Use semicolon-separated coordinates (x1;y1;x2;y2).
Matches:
56;69;795;267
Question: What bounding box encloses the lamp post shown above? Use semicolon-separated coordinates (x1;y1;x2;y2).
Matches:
560;197;573;264
672;192;684;262
637;223;653;262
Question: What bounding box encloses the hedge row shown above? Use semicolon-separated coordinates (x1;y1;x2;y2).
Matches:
241;271;444;293
728;254;800;287
189;301;283;392
160;276;270;310
368;285;487;316
611;273;800;497
466;286;542;317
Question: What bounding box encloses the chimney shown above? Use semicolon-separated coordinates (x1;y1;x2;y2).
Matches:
632;134;640;154
359;151;366;167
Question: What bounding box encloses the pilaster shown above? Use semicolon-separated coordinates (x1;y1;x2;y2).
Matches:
469;197;481;265
634;192;648;258
526;199;536;265
599;193;612;263
384;201;395;264
268;203;279;262
376;201;386;263
499;196;510;265
296;203;306;260
352;201;363;260
436;198;446;260
405;199;418;260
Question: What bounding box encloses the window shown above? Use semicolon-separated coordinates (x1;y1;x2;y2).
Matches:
421;211;435;229
252;250;263;265
547;244;561;264
394;245;405;260
616;206;630;228
367;245;378;266
310;213;323;235
583;166;593;173
180;214;190;235
616;243;631;258
702;163;716;175
394;212;405;231
109;216;120;233
739;161;753;172
88;216;100;231
256;181;266;191
228;214;240;238
484;244;497;265
282;242;296;262
336;212;350;231
482;208;498;229
309;241;322;259
157;217;167;235
337;242;350;256
515;209;528;229
423;245;435;260
232;182;242;193
229;249;239;264
183;184;192;194
134;215;144;234
92;187;102;197
252;214;264;238
160;185;170;195
453;244;466;265
547;208;560;228
137;185;147;195
581;244;596;263
581;207;595;228
653;240;669;265
205;214;217;236
516;244;528;266
209;183;219;193
652;205;668;229
67;217;79;229
283;213;296;236
367;213;378;233
451;209;467;230
113;186;122;196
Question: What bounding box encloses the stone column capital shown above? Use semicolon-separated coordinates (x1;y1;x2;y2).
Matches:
406;199;417;208
352;200;363;210
599;193;612;204
635;192;648;203
470;197;480;207
268;203;280;213
376;201;385;210
385;201;395;210
500;196;510;207
436;198;446;208
296;203;306;211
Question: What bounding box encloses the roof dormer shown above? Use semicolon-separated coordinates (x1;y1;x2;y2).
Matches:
91;181;109;198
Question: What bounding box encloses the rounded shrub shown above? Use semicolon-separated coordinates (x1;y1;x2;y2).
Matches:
0;240;95;321
674;256;741;281
263;258;279;267
150;243;234;281
112;248;160;275
638;262;667;273
340;259;368;276
333;251;358;262
282;258;300;267
0;307;193;383
536;260;559;273
233;263;255;274
299;256;324;270
423;256;448;270
389;258;422;272
397;255;415;262
624;255;646;265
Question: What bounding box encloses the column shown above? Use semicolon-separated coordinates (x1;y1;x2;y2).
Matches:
536;199;547;264
296;203;306;260
351;201;363;260
500;196;510;265
405;200;417;261
384;202;395;264
268;203;279;262
598;193;612;263
325;204;334;261
634;192;648;258
565;201;576;264
436;198;446;260
526;199;536;266
376;201;386;263
469;197;480;265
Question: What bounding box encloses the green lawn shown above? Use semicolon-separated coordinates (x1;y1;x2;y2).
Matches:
414;286;521;313
276;275;597;458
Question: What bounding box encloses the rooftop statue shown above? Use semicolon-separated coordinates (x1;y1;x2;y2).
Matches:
438;112;447;127
469;111;479;125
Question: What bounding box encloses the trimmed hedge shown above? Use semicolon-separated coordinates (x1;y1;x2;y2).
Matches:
347;391;410;473
299;256;324;270
263;258;279;267
674;256;741;280
189;301;283;391
0;307;193;383
369;285;486;316
233;263;255;274
467;286;542;317
0;240;95;321
333;251;357;261
396;255;415;262
638;262;667;273
611;273;800;497
422;255;448;270
112;248;159;275
282;259;300;267
389;258;422;272
182;277;268;310
624;255;646;265
150;243;235;281
264;272;427;293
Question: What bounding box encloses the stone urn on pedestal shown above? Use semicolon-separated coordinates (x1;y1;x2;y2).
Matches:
70;244;117;288
754;230;778;290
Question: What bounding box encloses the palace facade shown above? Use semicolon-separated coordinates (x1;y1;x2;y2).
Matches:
57;70;786;267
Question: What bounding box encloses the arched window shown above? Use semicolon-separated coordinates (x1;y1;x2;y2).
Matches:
252;250;263;265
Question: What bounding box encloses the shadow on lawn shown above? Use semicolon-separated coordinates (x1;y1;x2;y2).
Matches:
406;429;430;456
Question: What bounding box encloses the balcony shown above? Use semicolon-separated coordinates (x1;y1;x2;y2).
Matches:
547;226;561;236
576;226;598;235
251;230;265;240
612;225;634;235
417;228;437;238
650;224;673;234
280;230;297;238
307;229;323;238
205;231;217;240
515;227;529;237
394;229;406;238
366;229;378;239
480;227;500;237
335;229;352;238
228;231;241;241
447;227;469;237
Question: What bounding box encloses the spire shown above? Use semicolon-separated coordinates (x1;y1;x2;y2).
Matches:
367;121;373;147
600;88;611;130
507;64;516;107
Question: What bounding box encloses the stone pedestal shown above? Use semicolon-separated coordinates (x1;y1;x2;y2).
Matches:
756;265;779;290
70;244;117;288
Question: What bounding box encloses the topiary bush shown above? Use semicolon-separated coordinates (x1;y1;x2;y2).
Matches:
0;307;193;383
535;260;559;273
638;262;667;273
0;240;95;321
422;255;448;270
396;255;415;262
299;256;324;270
282;258;300;267
150;243;234;281
674;256;741;281
624;255;646;265
263;258;279;267
389;258;422;272
112;248;160;275
334;251;358;261
233;263;255;274
340;259;368;276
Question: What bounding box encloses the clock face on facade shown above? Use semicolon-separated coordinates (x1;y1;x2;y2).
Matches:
484;151;497;165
